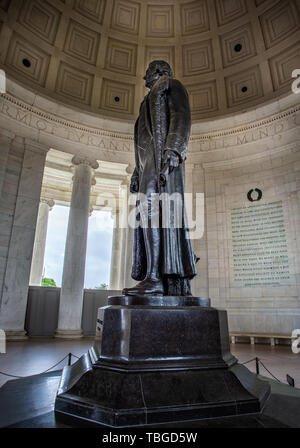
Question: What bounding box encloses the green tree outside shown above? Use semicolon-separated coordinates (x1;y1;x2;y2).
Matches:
95;283;108;290
42;277;57;287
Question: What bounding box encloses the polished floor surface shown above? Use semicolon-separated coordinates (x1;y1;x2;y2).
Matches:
0;338;93;387
0;339;300;428
0;338;299;388
231;343;300;386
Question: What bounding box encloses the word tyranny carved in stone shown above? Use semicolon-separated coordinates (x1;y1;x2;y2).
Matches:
0;97;133;153
0;96;299;154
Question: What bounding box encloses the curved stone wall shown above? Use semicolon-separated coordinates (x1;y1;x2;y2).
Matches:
0;0;299;120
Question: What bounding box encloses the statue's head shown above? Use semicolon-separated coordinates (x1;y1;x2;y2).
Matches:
143;60;174;90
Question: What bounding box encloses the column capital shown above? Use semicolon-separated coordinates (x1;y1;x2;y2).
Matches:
71;155;99;170
0;128;14;142
24;138;49;154
121;174;132;187
125;164;134;175
40;198;55;210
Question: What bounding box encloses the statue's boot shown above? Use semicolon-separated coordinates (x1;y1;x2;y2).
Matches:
123;224;165;295
122;277;164;295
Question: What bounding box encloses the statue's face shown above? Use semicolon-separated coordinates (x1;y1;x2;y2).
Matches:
143;64;162;90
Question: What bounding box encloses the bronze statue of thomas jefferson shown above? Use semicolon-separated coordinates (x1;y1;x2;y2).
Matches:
123;61;198;296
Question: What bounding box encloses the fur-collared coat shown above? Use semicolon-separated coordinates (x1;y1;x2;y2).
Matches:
131;75;198;281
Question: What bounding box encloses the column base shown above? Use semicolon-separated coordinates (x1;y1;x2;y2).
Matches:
55;329;83;339
5;330;28;341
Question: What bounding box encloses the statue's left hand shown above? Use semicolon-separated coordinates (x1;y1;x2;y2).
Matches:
163;150;180;169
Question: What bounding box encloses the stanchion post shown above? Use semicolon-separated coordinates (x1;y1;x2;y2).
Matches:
255;357;260;375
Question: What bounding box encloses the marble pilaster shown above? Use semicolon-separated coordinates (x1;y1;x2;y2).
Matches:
0;130;14;197
0;130;14;300
0;138;49;340
192;164;209;298
55;156;98;339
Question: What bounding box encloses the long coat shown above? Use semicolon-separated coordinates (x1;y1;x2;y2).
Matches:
131;76;197;281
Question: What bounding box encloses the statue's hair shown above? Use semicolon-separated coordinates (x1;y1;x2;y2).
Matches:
148;60;173;78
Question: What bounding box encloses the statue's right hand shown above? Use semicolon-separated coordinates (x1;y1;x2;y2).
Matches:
130;177;139;193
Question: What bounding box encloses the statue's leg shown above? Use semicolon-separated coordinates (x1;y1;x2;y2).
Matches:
122;173;165;295
141;192;162;281
163;277;192;296
143;226;161;280
122;201;164;295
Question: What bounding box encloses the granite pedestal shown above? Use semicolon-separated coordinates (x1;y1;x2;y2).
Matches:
55;296;270;427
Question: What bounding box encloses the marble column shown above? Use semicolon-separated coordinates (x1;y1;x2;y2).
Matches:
118;180;129;289
123;172;136;289
124;217;135;288
29;198;55;286
0;138;49;340
55;156;98;339
109;209;122;290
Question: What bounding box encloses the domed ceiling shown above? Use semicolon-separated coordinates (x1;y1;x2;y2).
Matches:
0;0;299;122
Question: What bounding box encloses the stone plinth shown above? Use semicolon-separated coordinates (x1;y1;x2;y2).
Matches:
55;296;270;427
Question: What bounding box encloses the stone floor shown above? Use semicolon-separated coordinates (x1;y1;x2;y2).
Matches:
0;338;300;428
0;338;299;388
0;337;93;387
231;343;300;386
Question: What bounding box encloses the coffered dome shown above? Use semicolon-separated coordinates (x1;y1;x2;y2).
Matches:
0;0;299;122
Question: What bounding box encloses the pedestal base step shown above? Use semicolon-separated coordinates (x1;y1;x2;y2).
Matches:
55;295;270;427
55;360;270;427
